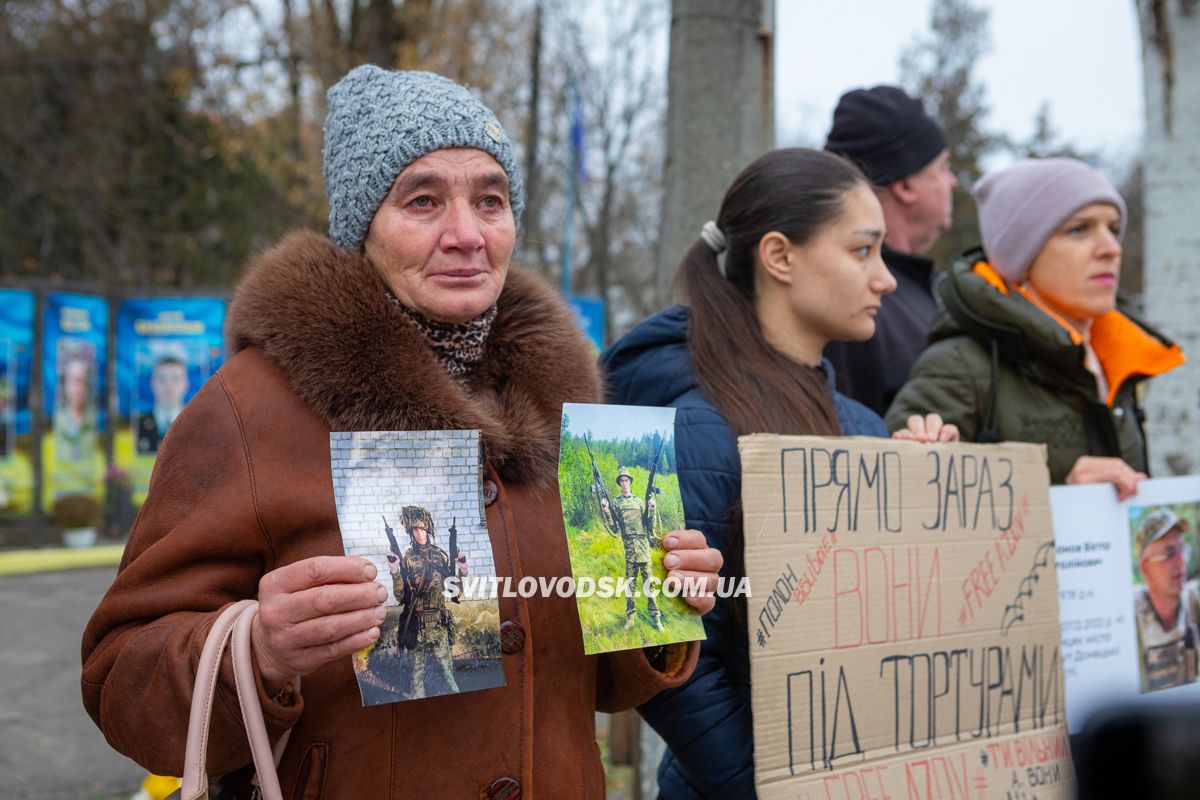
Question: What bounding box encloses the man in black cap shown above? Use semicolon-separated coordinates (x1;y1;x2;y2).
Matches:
823;85;956;416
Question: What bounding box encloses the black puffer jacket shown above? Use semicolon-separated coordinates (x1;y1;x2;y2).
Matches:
602;306;886;799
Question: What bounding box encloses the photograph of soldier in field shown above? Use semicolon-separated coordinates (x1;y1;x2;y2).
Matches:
559;403;706;655
600;466;663;630
330;429;504;706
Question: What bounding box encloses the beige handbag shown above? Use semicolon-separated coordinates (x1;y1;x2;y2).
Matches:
168;599;299;800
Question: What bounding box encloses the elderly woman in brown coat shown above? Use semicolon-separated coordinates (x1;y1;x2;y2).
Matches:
81;66;720;799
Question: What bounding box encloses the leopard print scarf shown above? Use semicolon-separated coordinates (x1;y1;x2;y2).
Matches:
388;293;498;378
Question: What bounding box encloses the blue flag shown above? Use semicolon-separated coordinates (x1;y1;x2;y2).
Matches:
570;79;587;184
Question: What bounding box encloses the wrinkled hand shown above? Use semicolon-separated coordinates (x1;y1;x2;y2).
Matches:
251;556;386;694
892;413;960;443
1066;456;1145;501
661;529;723;615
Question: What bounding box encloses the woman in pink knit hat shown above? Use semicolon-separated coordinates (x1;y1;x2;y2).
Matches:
887;157;1185;497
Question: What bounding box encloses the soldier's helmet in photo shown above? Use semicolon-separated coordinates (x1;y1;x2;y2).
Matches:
616;466;633;484
401;505;437;540
1136;507;1189;558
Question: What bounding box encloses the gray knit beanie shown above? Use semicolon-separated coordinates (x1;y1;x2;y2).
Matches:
322;65;525;251
973;158;1126;284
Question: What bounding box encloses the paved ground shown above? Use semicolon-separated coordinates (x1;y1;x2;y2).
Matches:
0;566;145;799
0;563;651;799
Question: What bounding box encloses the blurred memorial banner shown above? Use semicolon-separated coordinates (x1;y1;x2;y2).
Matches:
43;292;107;504
0;289;35;514
741;435;1073;799
115;298;226;504
1051;476;1200;733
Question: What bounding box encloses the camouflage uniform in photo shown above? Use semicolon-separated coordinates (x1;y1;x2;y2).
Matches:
357;605;405;704
1133;507;1200;693
605;467;661;628
389;506;460;699
1133;583;1200;692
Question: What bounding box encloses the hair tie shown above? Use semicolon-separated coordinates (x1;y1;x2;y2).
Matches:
700;221;727;255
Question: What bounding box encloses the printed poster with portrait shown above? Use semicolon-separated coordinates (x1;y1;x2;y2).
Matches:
1051;475;1200;733
0;289;35;514
42;292;108;504
115;298;226;503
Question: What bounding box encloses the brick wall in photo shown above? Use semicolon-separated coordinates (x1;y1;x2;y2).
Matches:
330;429;490;604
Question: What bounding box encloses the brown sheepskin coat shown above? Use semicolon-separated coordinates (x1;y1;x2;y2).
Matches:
81;230;698;799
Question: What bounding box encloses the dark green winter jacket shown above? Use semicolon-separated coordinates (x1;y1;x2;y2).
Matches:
886;251;1185;483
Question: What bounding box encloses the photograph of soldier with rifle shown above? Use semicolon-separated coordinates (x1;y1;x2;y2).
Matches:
380;505;465;699
330;430;504;706
559;403;706;654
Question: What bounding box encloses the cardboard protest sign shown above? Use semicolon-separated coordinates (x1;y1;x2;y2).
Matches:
1052;475;1200;732
741;435;1074;799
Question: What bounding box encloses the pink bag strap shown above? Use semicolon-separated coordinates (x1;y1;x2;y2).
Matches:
178;599;299;800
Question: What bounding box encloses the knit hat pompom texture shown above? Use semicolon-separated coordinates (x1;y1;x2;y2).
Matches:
973;158;1126;285
323;65;525;251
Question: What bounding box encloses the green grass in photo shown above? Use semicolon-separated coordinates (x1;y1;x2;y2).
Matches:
568;521;706;654
558;413;707;654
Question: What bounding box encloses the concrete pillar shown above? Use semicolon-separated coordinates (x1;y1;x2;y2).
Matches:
655;0;774;304
641;3;773;792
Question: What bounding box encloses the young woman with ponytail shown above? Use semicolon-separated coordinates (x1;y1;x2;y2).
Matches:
601;148;956;799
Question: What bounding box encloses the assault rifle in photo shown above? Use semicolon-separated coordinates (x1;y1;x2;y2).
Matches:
584;433;624;539
643;437;667;540
448;515;461;604
382;514;404;565
382;513;417;651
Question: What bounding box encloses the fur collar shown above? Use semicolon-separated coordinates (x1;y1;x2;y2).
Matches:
226;230;602;487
